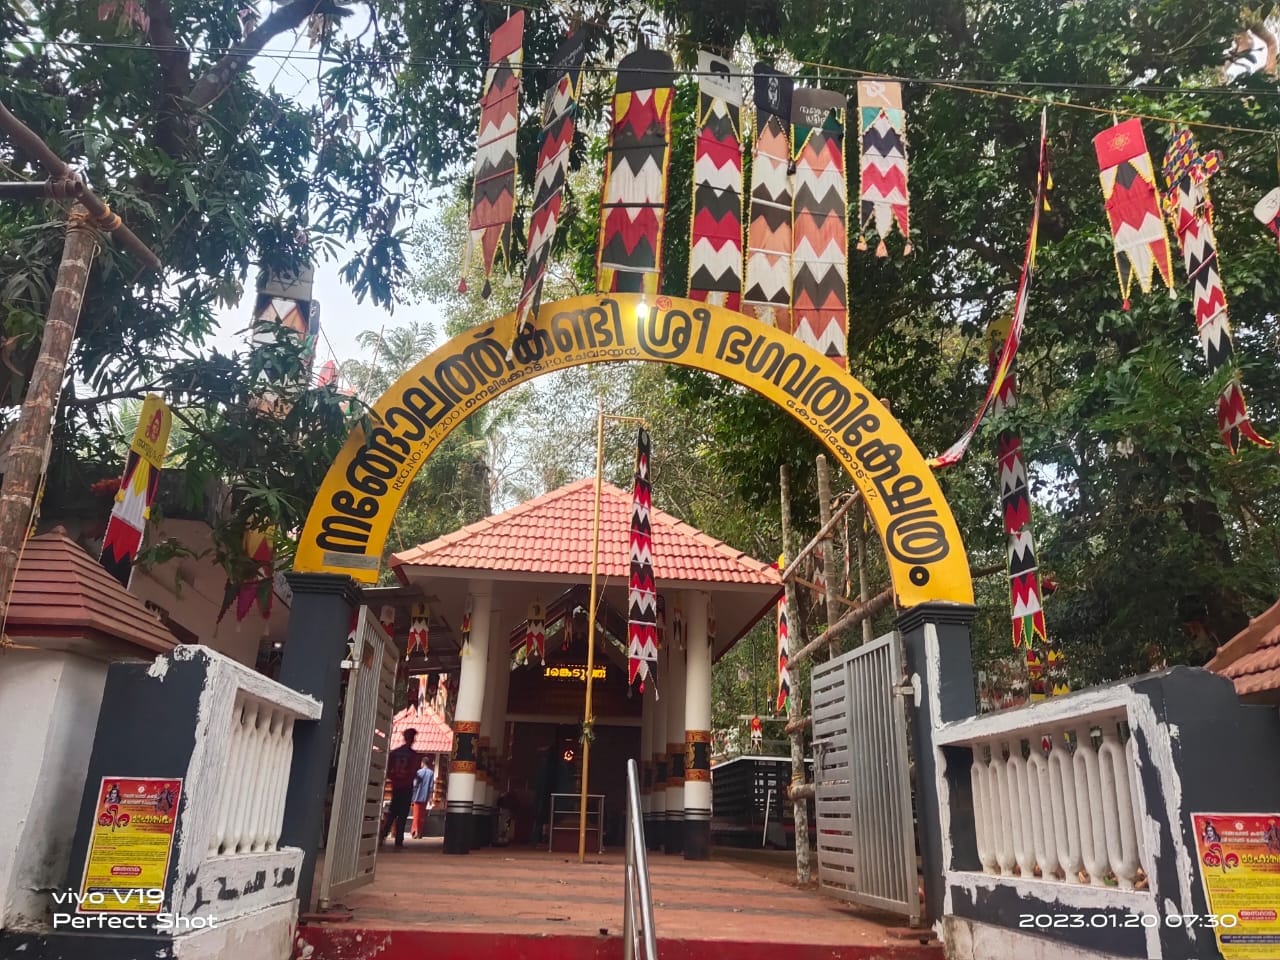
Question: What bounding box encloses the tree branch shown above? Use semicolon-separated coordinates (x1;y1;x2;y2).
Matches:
187;1;353;110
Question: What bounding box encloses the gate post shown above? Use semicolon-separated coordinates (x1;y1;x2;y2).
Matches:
895;602;977;924
277;572;361;914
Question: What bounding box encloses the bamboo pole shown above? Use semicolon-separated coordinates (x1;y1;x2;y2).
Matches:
578;407;606;862
789;587;895;669
0;206;97;626
779;487;857;584
856;499;874;644
815;455;841;658
779;464;811;884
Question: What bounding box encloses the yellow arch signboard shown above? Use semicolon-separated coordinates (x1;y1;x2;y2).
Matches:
294;294;973;608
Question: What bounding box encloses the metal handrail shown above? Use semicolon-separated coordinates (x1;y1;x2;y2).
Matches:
623;758;658;960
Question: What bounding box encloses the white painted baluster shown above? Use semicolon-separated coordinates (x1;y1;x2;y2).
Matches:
1073;731;1109;886
240;703;274;852
249;709;282;852
1047;736;1083;883
1099;728;1139;888
226;701;263;853
971;751;997;873
1126;734;1147;878
1006;748;1036;876
268;716;296;851
992;746;1016;875
211;696;248;855
1027;749;1058;877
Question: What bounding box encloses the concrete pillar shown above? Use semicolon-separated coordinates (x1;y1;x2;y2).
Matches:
896;602;977;922
445;582;493;855
649;660;667;852
682;590;713;860
277;573;360;910
474;609;503;847
664;618;686;855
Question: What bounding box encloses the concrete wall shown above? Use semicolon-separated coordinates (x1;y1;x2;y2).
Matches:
0;643;139;931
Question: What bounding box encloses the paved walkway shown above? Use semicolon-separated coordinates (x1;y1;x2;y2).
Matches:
311;839;932;951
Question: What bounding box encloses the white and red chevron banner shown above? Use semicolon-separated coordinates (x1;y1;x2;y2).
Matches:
742;63;793;327
857;80;910;257
1162;129;1271;454
628;428;659;688
687;51;743;309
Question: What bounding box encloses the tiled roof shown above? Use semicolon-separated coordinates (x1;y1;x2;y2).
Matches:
391;478;780;587
7;533;177;654
1206;599;1280;697
388;702;453;754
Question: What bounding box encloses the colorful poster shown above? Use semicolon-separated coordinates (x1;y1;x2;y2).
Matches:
78;777;182;914
1191;812;1280;958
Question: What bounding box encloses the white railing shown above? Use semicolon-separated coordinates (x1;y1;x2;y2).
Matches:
964;710;1146;889
208;692;299;856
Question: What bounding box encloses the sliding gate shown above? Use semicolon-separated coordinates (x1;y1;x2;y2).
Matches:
317;607;398;908
811;631;920;924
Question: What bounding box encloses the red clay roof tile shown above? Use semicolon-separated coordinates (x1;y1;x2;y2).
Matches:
390;478;779;587
1207;599;1280;696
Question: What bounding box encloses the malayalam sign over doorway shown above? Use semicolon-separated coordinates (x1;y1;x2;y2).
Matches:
1191;812;1280;959
78;777;182;914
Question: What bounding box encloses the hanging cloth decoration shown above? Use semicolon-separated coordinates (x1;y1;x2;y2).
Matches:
1254;187;1280;249
742;63;794;327
460;597;473;655
597;50;675;297
856;80;911;257
773;556;790;714
930;109;1051;469
988;316;1048;653
99;394;172;588
1162;130;1271;453
1093;117;1176;310
222;526;277;623
524;598;546;662
790;88;848;364
459;11;525;298
379;604;396;637
687;51;744;309
513;31;586;344
407;601;429;657
627;428;659;688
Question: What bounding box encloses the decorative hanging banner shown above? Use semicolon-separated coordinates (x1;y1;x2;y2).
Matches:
99;395;172;588
218;526;275;623
776;561;791;714
790;88;849;366
1254;187;1280;249
1163;129;1272;454
513;31;586;342
1093;118;1176;310
930;109;1051;469
597;50;676;297
687;51;744;309
459;11;525;298
628;428;659;687
988;317;1048;653
407;601;429;656
525;597;546;661
856;80;911;257
742;63;794;327
379;603;395;637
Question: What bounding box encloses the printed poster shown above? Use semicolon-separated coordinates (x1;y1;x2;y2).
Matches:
1192;813;1280;958
78;777;182;913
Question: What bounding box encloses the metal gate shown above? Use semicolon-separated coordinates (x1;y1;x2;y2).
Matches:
318;607;398;908
811;631;919;924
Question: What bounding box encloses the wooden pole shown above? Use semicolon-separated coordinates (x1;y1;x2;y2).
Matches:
779;487;857;584
779;464;810;884
815;455;841;658
0;205;97;626
856;499;874;644
578;406;605;862
789;587;895;669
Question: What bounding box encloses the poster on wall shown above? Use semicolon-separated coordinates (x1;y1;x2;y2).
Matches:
78;777;182;914
1191;813;1280;958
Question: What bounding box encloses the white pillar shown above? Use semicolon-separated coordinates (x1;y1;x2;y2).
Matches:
475;605;504;842
445;581;491;854
650;665;667;848
664;613;687;854
683;589;713;859
639;686;653;827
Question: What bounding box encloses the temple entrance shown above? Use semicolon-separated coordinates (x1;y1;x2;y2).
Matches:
279;293;976;921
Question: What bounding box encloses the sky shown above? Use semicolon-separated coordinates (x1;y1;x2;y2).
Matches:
207;40;442;373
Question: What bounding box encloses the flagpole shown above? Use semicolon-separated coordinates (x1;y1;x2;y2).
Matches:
579;407;649;863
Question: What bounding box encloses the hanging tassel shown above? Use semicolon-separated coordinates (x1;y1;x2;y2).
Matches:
1122;298;1131;311
876;239;888;257
856;236;868;252
457;277;468;293
481;279;492;299
902;242;913;256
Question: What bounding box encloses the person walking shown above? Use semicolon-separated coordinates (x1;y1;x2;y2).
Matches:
382;728;419;849
411;755;435;839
